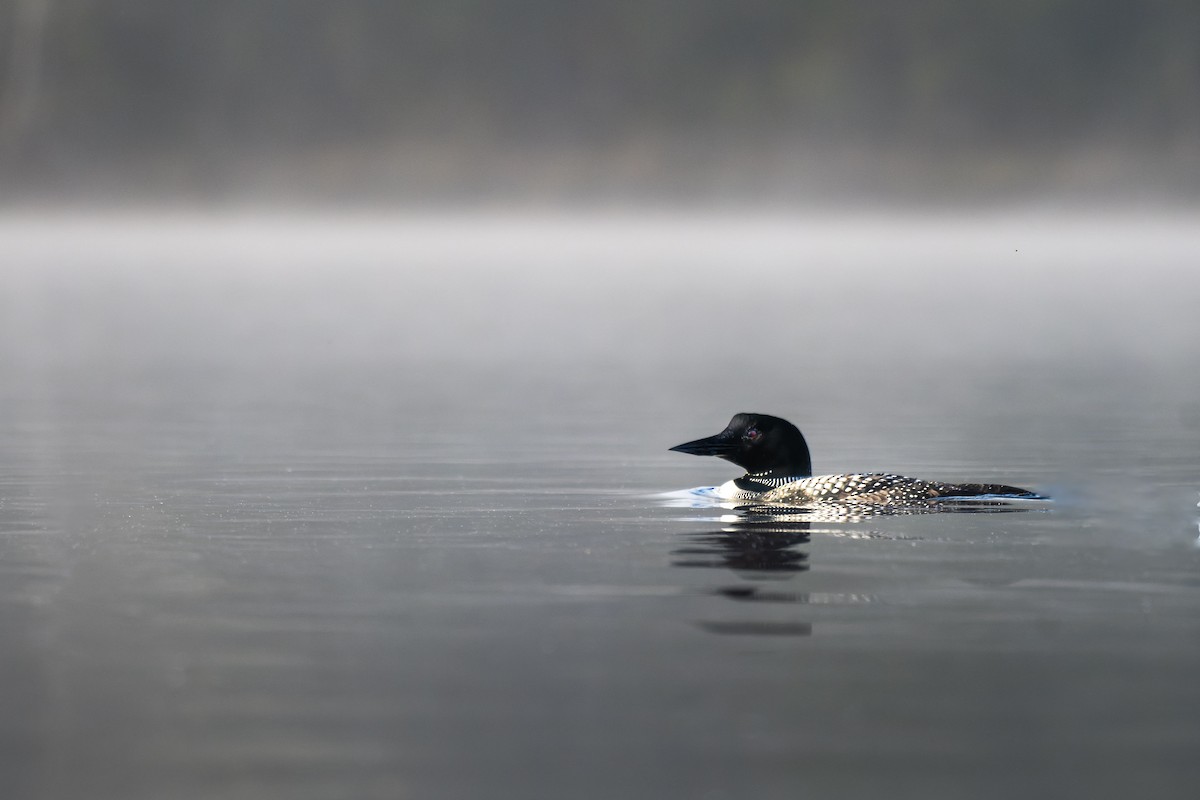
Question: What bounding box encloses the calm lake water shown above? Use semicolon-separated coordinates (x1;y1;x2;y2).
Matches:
2;211;1200;799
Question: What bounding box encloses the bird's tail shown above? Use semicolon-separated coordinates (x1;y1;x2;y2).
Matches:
939;483;1047;500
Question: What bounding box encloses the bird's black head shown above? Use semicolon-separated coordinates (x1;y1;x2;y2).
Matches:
669;413;813;478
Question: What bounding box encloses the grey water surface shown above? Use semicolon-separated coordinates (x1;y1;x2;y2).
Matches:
2;212;1200;799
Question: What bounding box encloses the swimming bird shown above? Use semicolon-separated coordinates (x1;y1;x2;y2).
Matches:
669;413;1041;505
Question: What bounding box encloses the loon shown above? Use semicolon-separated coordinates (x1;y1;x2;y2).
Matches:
670;413;1041;505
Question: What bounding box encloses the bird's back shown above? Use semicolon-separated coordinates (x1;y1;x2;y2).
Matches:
760;473;1041;505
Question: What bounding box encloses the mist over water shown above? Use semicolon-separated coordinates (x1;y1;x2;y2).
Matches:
4;209;1199;367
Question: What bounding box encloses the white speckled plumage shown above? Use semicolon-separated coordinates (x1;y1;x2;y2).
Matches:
762;473;962;505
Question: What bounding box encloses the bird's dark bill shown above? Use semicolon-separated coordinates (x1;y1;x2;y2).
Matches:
669;432;736;457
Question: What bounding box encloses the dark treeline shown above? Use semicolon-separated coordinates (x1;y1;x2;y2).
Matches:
2;0;1198;203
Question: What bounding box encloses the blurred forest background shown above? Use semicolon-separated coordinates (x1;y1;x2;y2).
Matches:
1;0;1198;206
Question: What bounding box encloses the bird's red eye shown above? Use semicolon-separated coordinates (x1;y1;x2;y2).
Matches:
744;427;762;443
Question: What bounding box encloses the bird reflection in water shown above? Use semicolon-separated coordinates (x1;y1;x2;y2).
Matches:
675;515;816;637
673;519;811;577
672;497;1041;637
